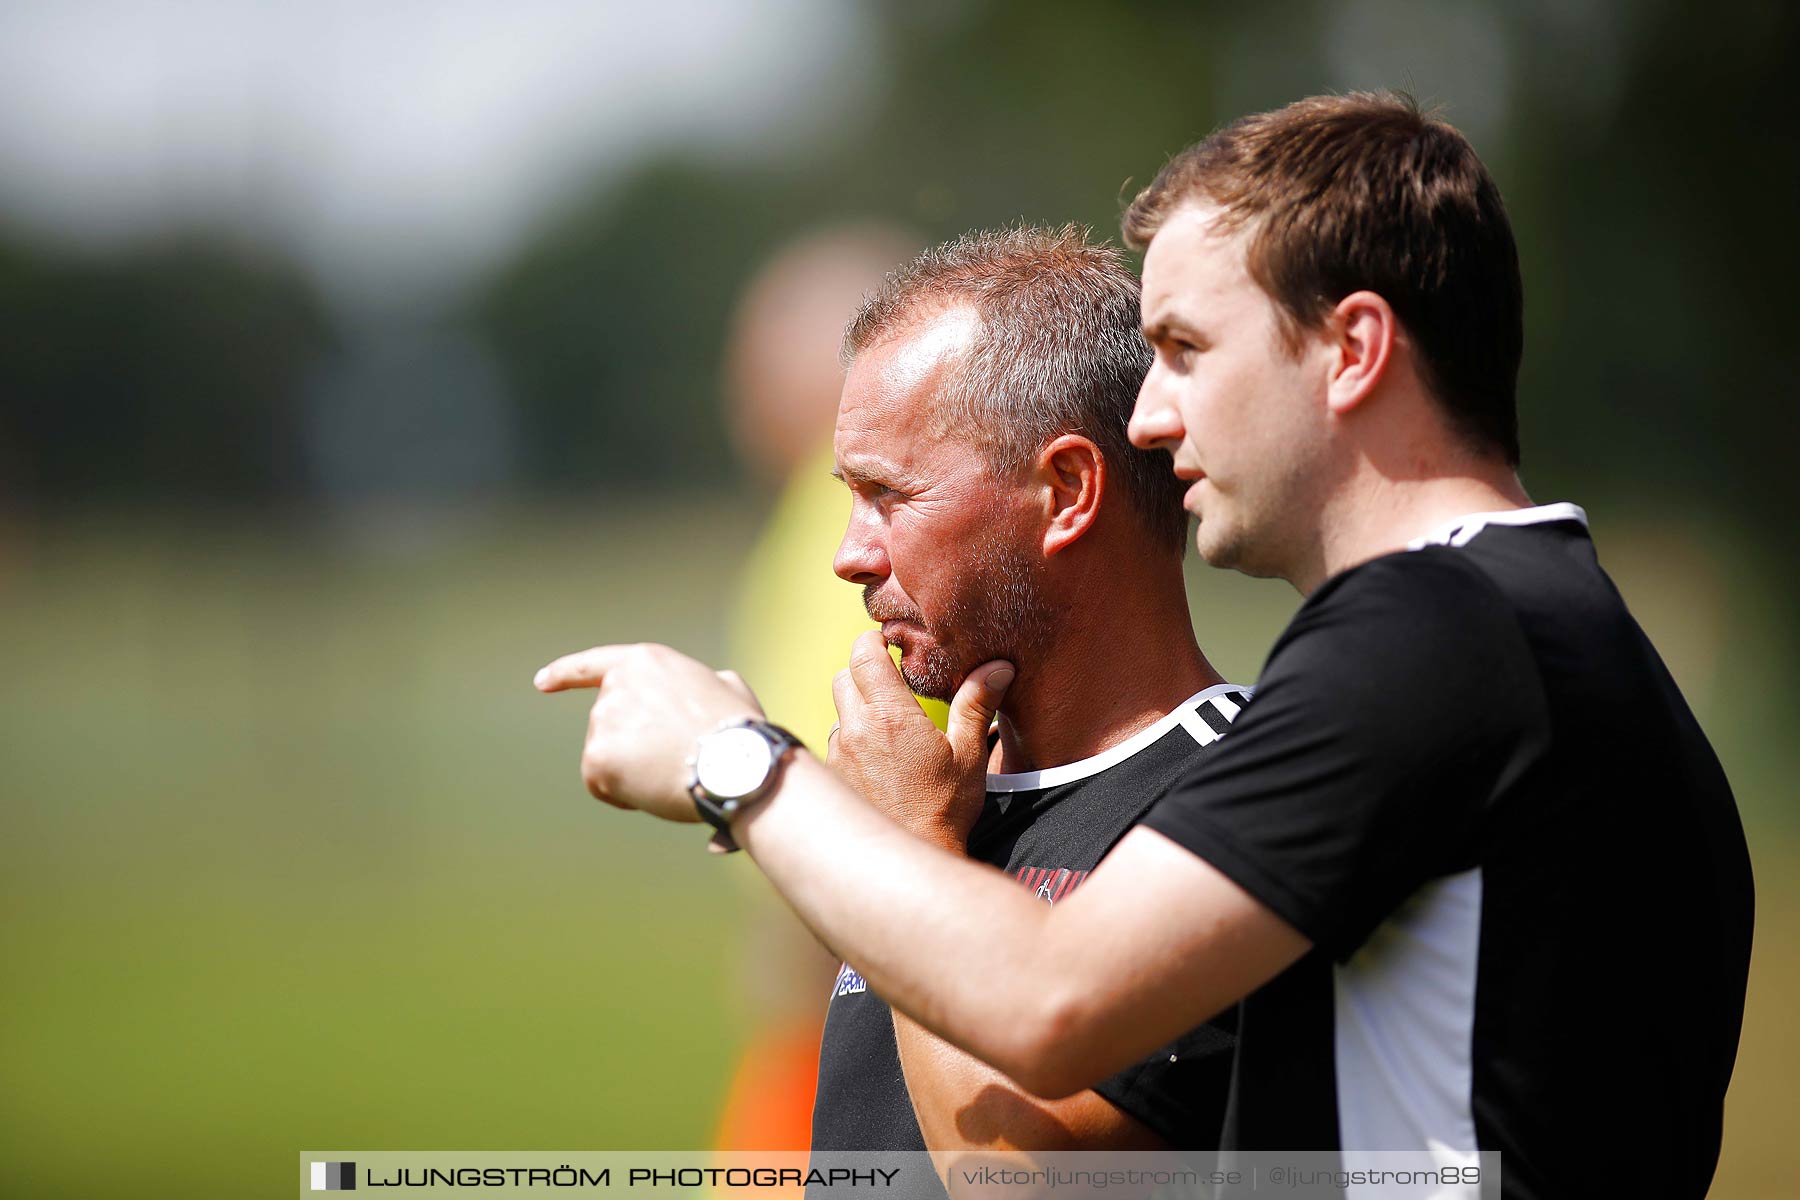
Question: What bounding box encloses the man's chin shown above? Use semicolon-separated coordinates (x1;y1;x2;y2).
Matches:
1196;523;1287;581
902;677;955;703
1194;519;1242;569
892;641;961;703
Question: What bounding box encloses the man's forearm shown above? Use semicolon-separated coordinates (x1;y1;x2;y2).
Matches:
878;826;1167;1160
734;754;1309;1098
736;754;1071;1085
891;1011;1166;1172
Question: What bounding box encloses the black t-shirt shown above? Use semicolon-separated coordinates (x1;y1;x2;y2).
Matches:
1142;505;1755;1199
810;685;1253;1171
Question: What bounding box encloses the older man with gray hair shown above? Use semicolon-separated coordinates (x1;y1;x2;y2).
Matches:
814;225;1252;1179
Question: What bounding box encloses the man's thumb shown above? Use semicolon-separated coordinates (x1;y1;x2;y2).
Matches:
948;660;1014;765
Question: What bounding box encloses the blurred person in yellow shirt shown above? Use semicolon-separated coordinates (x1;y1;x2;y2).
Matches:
711;224;940;1154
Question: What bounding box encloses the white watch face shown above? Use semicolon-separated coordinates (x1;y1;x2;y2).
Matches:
695;726;774;801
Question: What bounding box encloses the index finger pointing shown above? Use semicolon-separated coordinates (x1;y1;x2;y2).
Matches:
533;645;631;693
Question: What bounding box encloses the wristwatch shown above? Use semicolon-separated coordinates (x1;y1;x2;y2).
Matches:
687;718;803;850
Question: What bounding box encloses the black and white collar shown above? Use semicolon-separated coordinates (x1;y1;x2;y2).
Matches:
986;682;1251;794
1406;502;1588;551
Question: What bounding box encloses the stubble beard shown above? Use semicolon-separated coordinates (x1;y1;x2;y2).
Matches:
863;532;1060;703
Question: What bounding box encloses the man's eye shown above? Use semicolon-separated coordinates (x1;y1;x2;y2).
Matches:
852;482;902;504
1166;341;1200;368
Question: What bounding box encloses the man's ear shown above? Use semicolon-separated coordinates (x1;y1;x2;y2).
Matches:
1037;434;1104;557
1326;290;1398;415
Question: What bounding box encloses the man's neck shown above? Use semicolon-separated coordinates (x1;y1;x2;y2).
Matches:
989;563;1220;775
1299;465;1534;595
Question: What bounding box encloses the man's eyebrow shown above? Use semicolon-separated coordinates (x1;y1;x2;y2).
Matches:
1142;316;1204;343
832;459;920;489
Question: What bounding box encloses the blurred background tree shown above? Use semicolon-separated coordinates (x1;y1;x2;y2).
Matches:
2;1;1794;578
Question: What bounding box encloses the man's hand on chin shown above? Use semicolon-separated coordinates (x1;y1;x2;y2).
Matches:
533;643;763;822
828;630;1013;852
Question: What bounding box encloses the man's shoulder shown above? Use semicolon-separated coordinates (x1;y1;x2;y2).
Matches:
1247;548;1549;756
1313;543;1510;610
1304;504;1597;635
1276;546;1526;669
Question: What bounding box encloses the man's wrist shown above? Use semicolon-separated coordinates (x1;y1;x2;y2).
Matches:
729;749;829;853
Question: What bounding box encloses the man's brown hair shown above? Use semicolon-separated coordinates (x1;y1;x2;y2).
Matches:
845;223;1187;552
1124;91;1524;465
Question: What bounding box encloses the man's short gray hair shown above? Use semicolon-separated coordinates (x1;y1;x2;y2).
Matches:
843;224;1187;552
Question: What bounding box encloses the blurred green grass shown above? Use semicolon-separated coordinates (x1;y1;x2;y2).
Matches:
1;498;1794;1197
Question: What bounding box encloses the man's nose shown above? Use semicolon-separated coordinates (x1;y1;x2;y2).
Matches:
833;519;889;586
1128;369;1184;452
